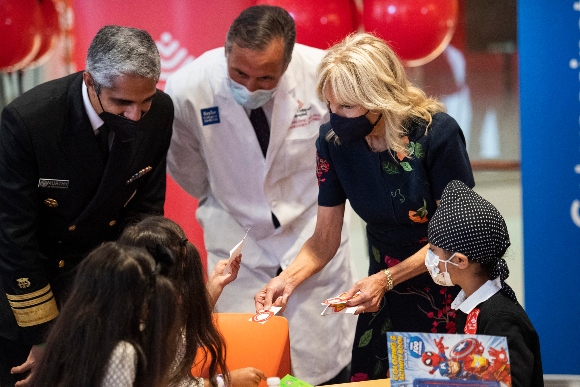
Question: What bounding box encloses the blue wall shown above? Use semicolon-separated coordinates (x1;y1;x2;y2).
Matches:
519;1;580;374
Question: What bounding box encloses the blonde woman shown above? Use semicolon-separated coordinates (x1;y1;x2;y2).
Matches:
255;33;474;380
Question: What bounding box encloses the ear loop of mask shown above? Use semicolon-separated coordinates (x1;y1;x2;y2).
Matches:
428;251;459;287
88;76;108;114
95;88;106;113
441;253;459;273
93;79;148;120
370;112;383;127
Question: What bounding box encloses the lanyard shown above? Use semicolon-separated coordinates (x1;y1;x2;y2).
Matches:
464;308;480;334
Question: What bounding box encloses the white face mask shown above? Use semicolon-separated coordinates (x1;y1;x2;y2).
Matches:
425;249;458;287
227;77;277;109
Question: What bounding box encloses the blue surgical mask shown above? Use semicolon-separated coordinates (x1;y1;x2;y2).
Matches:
228;77;277;109
330;110;382;144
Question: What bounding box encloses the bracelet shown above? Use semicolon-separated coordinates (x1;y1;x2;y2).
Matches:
383;269;394;291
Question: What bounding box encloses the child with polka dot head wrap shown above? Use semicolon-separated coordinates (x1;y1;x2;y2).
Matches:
426;180;545;386
427;179;517;303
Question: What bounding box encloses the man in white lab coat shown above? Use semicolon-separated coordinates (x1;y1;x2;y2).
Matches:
165;5;356;384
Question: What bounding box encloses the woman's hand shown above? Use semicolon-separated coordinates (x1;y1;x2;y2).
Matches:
254;204;347;313
254;273;293;313
341;244;432;314
343;271;389;315
229;367;266;387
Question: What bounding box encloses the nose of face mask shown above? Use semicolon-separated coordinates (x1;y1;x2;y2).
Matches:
99;111;141;142
228;77;277;110
425;249;440;273
329;110;383;144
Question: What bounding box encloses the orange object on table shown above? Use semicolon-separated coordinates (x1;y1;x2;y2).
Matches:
192;313;291;387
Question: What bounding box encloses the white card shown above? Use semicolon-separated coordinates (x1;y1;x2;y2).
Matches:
321;304;358;316
224;228;249;275
249;306;282;324
320;291;360;315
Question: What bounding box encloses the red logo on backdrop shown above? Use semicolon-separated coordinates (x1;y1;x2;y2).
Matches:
155;32;195;89
464;308;480;334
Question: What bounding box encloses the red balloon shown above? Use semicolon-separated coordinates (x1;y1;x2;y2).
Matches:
0;0;43;72
257;0;357;49
362;0;458;67
28;0;61;69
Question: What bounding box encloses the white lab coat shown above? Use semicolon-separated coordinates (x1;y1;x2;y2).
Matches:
166;44;356;384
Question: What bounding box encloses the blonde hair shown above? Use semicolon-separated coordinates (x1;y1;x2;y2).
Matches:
316;32;445;157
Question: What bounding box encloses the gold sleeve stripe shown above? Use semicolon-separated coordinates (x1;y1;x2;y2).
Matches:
6;284;51;301
11;297;59;327
8;291;54;308
6;285;59;327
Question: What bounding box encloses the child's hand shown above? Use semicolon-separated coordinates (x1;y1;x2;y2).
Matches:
206;255;242;308
210;254;241;287
229;367;266;387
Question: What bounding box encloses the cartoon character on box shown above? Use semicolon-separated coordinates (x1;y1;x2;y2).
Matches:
449;338;485;362
421;337;480;380
421;337;449;374
464;353;490;374
455;344;511;385
438;359;478;380
480;347;512;386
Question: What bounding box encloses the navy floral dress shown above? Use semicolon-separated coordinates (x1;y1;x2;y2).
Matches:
316;112;475;381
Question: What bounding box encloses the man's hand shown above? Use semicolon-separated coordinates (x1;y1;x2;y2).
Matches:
230;367;266;387
11;344;45;387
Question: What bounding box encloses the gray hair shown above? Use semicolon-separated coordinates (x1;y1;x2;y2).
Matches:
86;25;161;93
225;5;296;67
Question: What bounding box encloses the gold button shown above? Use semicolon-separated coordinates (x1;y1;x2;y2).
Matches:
68;225;76;231
109;220;117;227
58;260;65;268
44;198;58;208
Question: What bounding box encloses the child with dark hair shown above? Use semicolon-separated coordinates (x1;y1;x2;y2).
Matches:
119;216;265;387
426;180;543;387
30;242;181;387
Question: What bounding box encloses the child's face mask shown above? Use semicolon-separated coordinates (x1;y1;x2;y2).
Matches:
425;249;458;287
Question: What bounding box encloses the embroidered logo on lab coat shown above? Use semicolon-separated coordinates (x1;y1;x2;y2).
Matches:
290;101;321;129
201;106;220;126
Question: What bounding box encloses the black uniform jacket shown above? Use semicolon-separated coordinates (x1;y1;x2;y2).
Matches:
456;291;544;387
0;72;173;345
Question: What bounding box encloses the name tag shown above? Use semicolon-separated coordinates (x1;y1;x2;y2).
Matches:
201;106;220;126
38;179;69;189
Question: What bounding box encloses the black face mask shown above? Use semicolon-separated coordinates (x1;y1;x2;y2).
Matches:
97;92;144;142
330;110;382;144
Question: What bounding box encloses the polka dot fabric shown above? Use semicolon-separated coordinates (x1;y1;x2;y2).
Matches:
428;180;517;303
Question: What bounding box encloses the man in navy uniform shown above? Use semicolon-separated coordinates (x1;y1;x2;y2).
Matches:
0;25;173;386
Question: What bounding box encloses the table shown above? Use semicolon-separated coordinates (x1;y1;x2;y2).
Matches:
324;379;390;387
